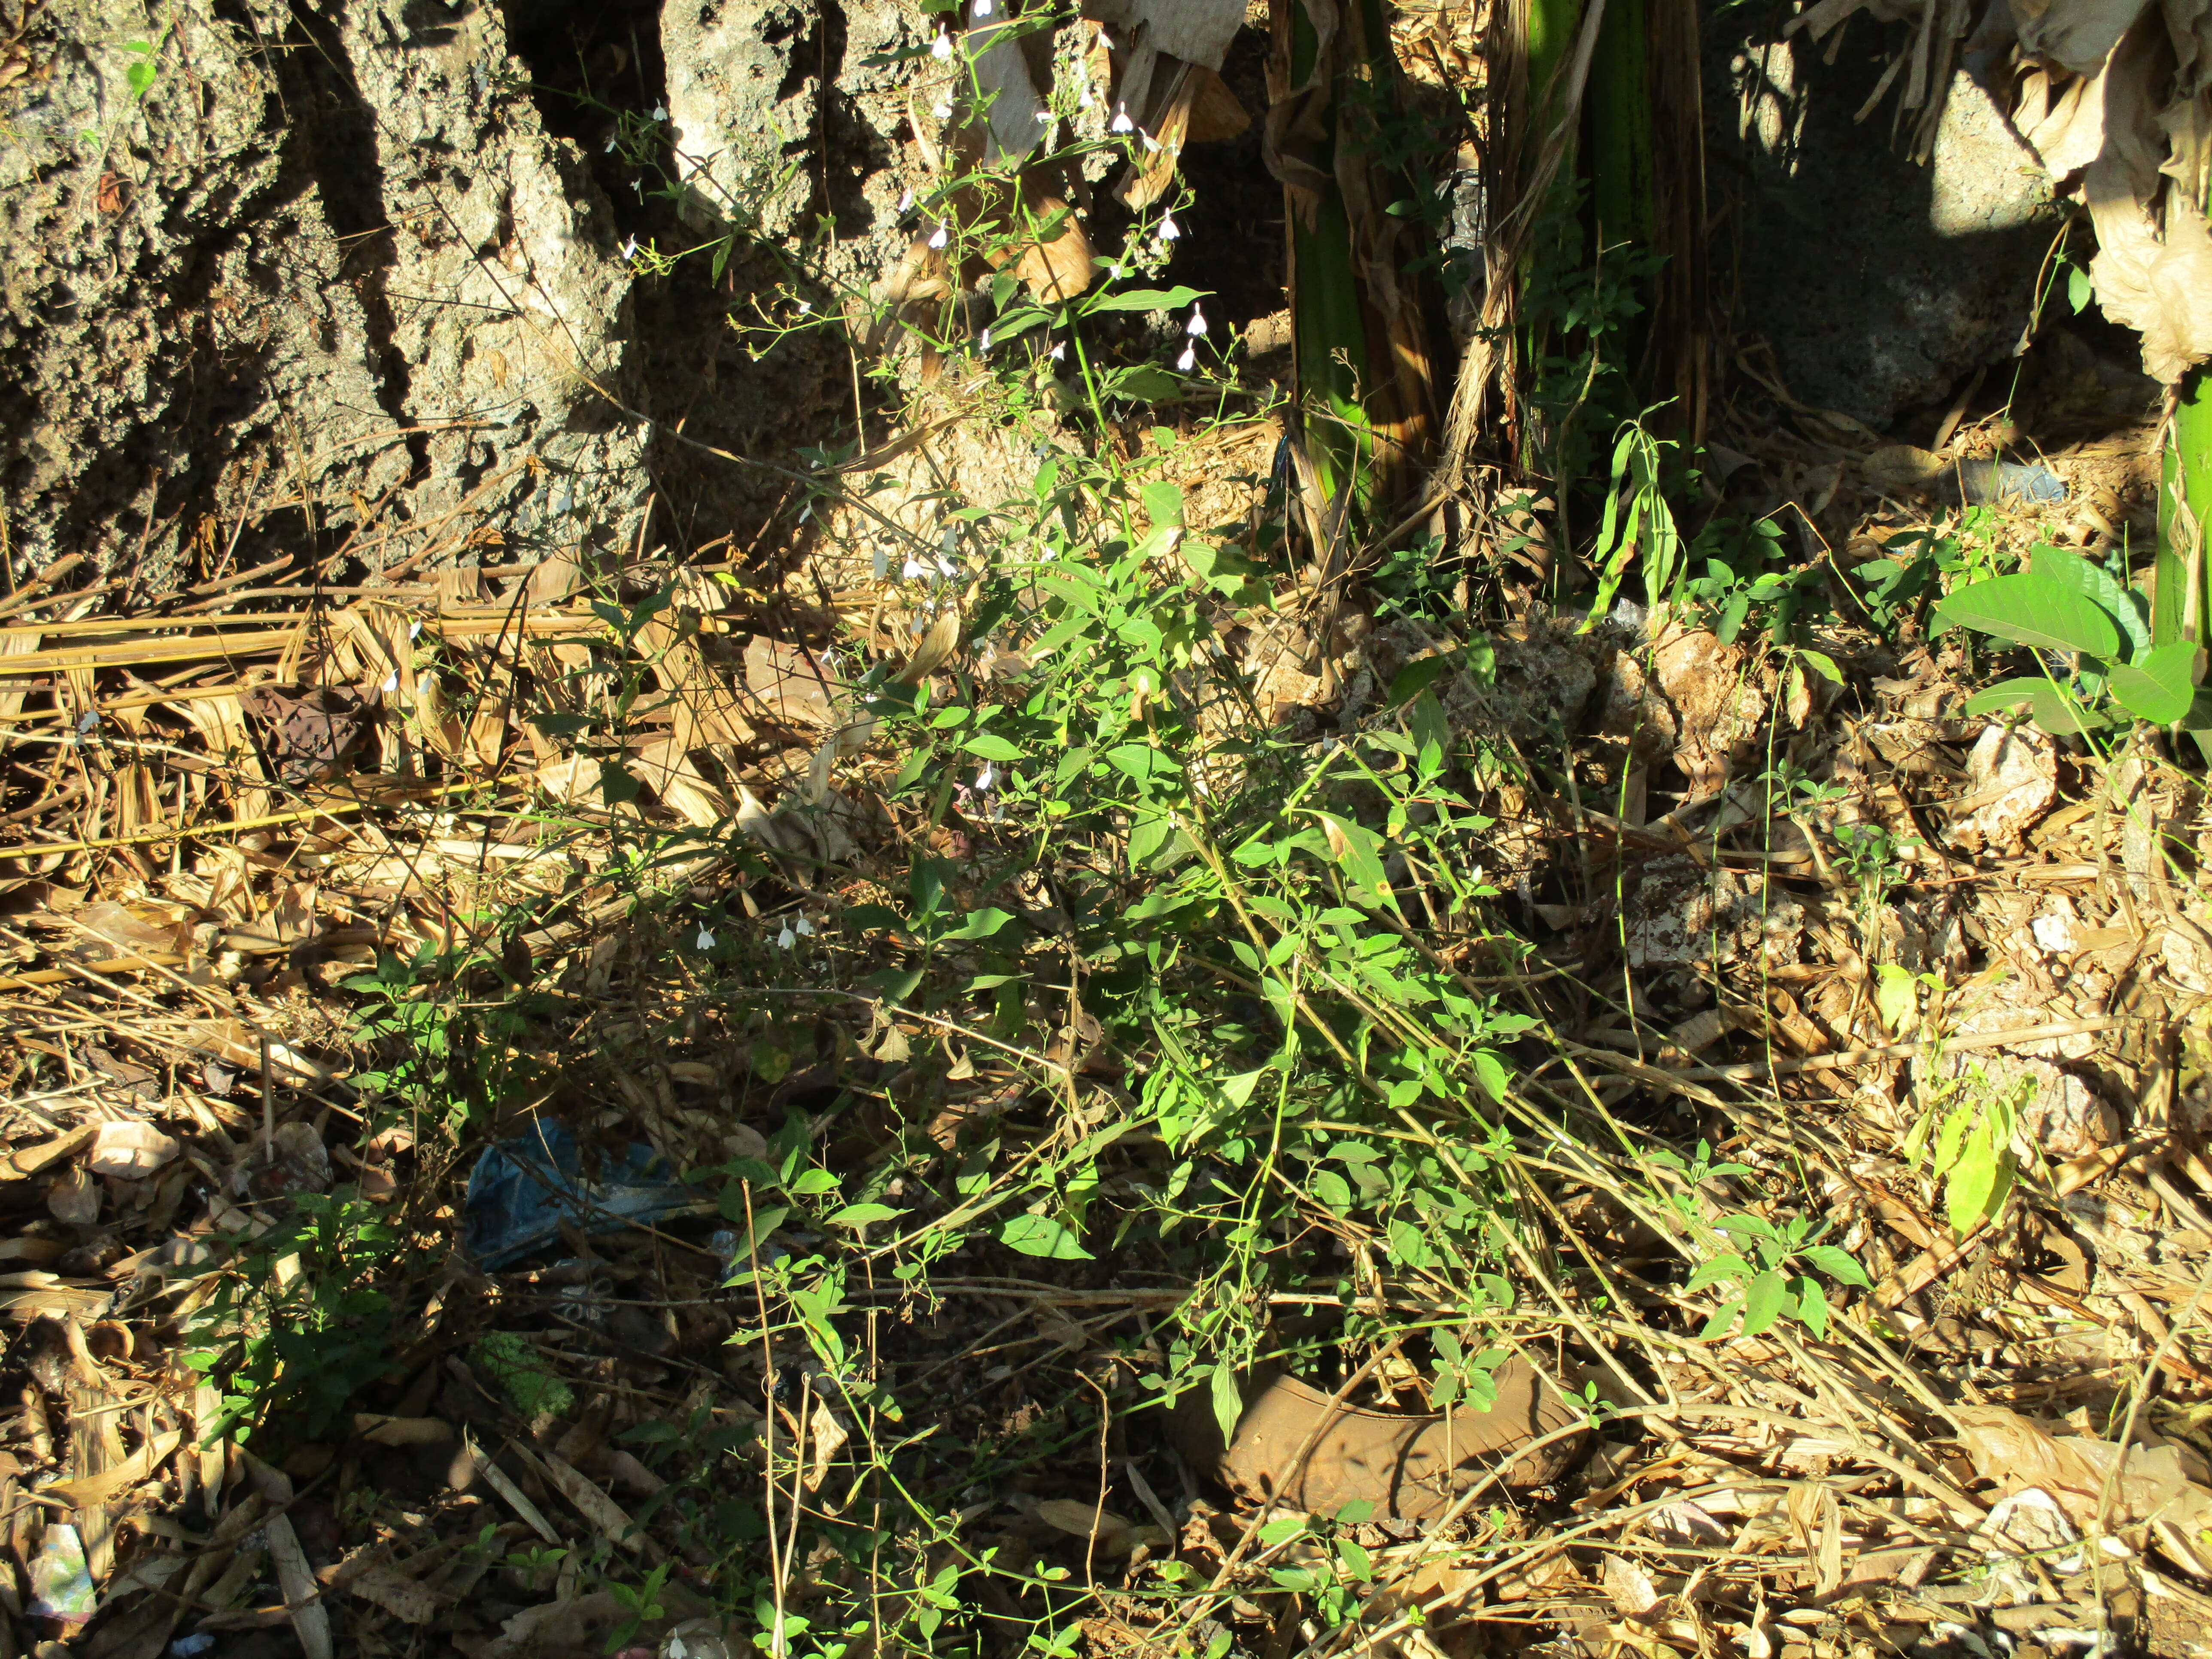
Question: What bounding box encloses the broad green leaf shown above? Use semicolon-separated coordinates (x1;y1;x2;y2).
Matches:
1796;648;1843;684
1309;810;1395;909
2030;544;2148;657
1212;1361;1247;1442
998;1214;1091;1259
963;733;1024;761
1140;481;1184;529
1872;963;1920;1034
1945;1122;2010;1234
788;1168;840;1196
826;1203;905;1228
1699;1297;1745;1341
1798;1245;1870;1288
2030;686;2108;735
1086;285;1206;314
1258;1514;1306;1547
1962;677;2051;716
1104;741;1175;786
2108;640;2200;725
1930;572;2121;658
1738;1270;1791;1337
1683;1251;1752;1295
942;907;1014;941
1794;1277;1830;1338
1310;1167;1354;1212
1388;656;1451;705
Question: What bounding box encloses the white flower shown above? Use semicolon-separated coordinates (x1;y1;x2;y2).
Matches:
975;762;998;792
1048;342;1065;361
603;135;617;153
902;556;927;580
797;501;813;524
1186;304;1208;336
696;926;716;950
76;710;97;734
778;922;797;950
1079;86;1093;109
796;917;815;937
620;234;640;261
797;296;812;313
932;99;953;118
928;225;948;249
1110;103;1133;134
1158;213;1179;240
1141;130;1161;153
651;104;668;122
1098;27;1116;48
931;30;952;58
1036;108;1052;123
409;619;422;639
935;554;959;578
1176;343;1195;371
898;186;915;212
979;327;993;350
382;671;398;694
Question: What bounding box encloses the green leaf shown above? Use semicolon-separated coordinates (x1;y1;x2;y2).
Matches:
1140;481;1184;529
1682;1251;1752;1295
1387;656;1450;705
1212;1361;1246;1443
1872;963;1920;1034
1086;286;1206;314
998;1214;1092;1259
827;1203;905;1228
1930;572;2122;659
788;1168;840;1196
2031;686;2108;735
1308;811;1395;909
1794;1277;1830;1339
2108;640;2200;725
1945;1121;2011;1234
1310;1168;1354;1213
942;907;1014;941
1797;1245;1871;1288
1698;1297;1745;1341
1104;741;1176;787
1962;677;2052;716
1257;1514;1305;1547
1795;648;1843;684
2030;544;2148;658
963;733;1024;761
1739;1270;1791;1337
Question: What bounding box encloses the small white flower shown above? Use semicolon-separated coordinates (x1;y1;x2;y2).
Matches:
931;30;953;58
797;500;813;525
409;619;423;639
935;554;959;578
902;556;927;580
797;296;812;313
1141;129;1161;153
979;327;993;350
76;710;97;734
777;922;797;950
1036;107;1052;123
1176;343;1196;371
795;917;815;937
1079;86;1093;109
1098;27;1116;48
382;671;398;694
932;98;953;119
1186;304;1208;336
620;234;640;261
651;103;668;122
696;926;716;950
1110;103;1133;134
975;762;998;792
975;0;993;14
1048;341;1065;361
1158;212;1179;240
898;186;915;212
602;135;617;153
928;225;949;249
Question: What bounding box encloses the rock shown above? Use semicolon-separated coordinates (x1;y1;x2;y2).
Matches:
1953;723;2057;850
1623;855;1805;970
1709;18;2058;429
0;0;646;589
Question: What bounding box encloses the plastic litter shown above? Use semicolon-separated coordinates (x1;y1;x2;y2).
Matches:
1954;458;2066;505
462;1120;713;1270
29;1521;95;1626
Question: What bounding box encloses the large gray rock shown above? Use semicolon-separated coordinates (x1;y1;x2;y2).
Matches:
1710;3;2059;431
0;0;643;590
